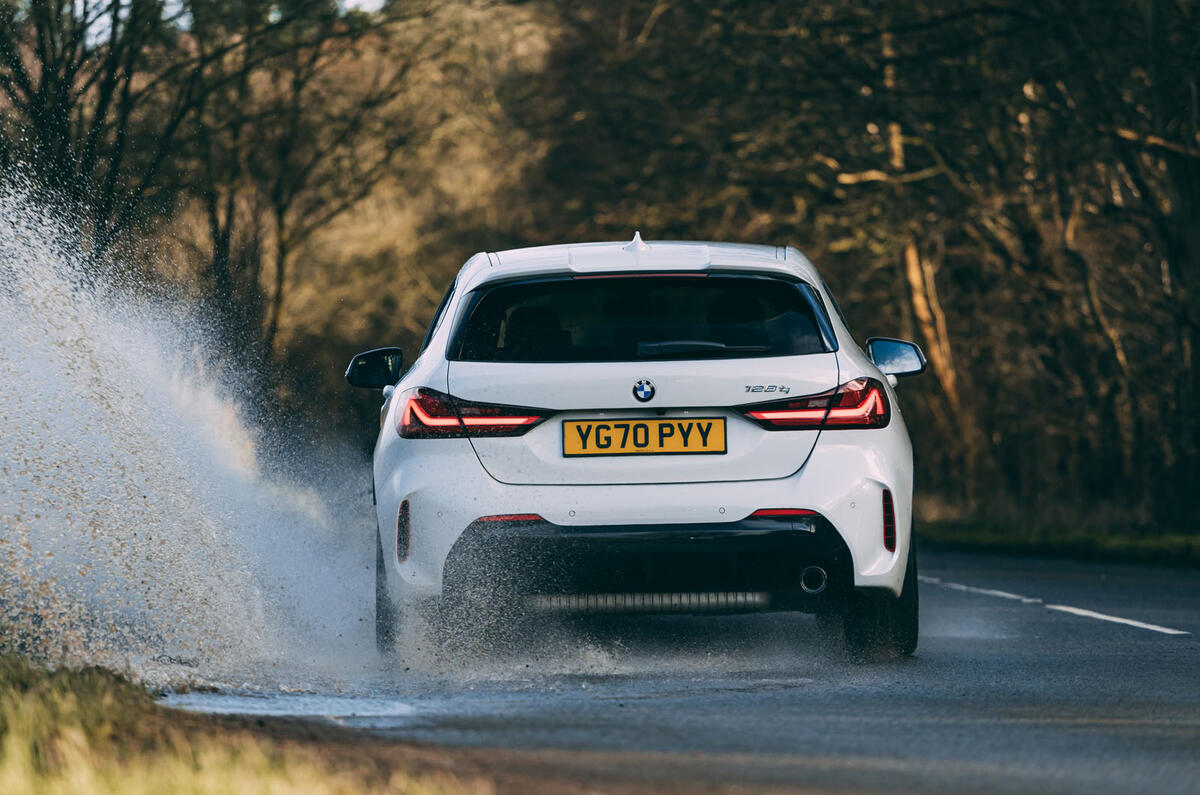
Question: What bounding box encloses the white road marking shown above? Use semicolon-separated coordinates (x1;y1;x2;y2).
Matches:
918;576;1042;604
918;575;1191;636
1043;604;1191;636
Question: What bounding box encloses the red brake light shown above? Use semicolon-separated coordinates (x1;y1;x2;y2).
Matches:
572;272;708;279
740;377;890;430
396;388;549;438
398;389;461;437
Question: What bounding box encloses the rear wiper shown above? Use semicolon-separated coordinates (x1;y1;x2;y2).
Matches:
636;340;771;357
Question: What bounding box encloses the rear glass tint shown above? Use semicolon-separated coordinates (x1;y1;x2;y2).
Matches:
451;274;832;363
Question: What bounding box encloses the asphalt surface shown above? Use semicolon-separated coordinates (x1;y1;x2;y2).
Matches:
169;548;1200;794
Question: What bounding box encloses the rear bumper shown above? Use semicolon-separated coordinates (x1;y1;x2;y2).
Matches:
375;428;913;603
442;514;855;615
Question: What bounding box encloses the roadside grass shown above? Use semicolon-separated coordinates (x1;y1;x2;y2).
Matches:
918;520;1200;567
0;653;482;795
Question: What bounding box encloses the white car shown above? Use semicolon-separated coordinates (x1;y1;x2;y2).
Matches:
347;236;927;659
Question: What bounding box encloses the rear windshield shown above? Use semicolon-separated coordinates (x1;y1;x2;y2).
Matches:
450;274;833;363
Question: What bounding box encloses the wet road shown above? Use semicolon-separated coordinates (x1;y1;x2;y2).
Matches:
169;548;1200;793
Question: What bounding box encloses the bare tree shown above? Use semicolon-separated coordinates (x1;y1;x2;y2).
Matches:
1;0;334;252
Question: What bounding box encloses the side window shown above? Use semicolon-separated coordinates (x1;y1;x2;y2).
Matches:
420;280;456;353
798;283;840;352
815;273;850;332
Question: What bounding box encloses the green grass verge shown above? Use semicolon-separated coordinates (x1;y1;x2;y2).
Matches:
918;521;1200;567
0;654;475;794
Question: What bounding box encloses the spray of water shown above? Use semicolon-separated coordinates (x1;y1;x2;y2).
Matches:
0;176;378;688
0;177;834;709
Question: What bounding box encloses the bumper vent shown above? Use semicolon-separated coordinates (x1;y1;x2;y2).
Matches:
882;489;896;552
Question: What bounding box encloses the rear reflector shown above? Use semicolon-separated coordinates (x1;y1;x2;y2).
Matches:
750;508;819;517
397;500;410;562
476;513;545;523
882;489;896;552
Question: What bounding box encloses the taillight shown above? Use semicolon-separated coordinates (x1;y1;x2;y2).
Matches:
397;389;461;437
396;388;549;438
397;500;411;562
882;489;896;552
740;377;890;430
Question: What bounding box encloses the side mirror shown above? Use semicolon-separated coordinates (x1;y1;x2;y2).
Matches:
866;337;927;378
345;347;404;389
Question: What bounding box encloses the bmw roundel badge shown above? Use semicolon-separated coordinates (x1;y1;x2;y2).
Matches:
633;379;656;402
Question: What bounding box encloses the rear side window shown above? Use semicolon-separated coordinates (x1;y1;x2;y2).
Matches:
450;274;833;363
420;280;456;353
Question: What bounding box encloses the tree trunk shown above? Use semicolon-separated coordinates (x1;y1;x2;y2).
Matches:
263;219;288;360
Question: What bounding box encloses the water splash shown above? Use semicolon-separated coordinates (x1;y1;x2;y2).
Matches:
0;176;376;687
0;177;837;704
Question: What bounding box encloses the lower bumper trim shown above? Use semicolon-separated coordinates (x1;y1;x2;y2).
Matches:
443;513;854;613
526;590;770;614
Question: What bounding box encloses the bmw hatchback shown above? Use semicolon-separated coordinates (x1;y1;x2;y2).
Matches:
347;236;927;659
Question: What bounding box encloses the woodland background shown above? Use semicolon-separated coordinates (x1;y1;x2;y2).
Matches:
3;0;1199;535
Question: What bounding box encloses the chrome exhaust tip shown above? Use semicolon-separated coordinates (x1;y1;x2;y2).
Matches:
800;566;828;595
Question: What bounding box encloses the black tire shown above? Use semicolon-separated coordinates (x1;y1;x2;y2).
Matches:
843;541;919;661
375;530;399;655
435;588;525;654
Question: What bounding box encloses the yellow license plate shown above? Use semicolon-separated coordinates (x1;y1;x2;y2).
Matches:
562;418;726;457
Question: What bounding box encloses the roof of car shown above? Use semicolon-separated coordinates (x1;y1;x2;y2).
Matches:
458;236;819;290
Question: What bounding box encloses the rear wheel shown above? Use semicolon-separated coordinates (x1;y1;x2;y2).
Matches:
435;585;528;654
842;542;919;661
375;530;399;655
